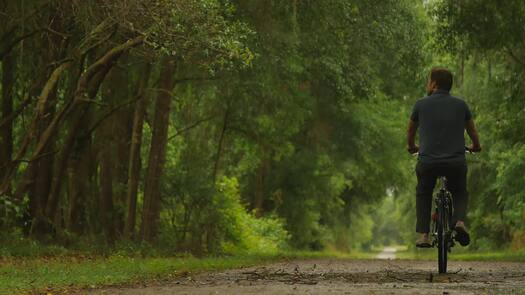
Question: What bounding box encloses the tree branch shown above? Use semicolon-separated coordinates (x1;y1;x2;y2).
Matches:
43;27;70;39
87;97;139;136
173;76;220;84
0;29;43;59
167;115;216;141
77;36;144;94
13;150;58;164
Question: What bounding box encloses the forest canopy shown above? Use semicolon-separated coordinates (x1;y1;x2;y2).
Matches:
0;0;523;255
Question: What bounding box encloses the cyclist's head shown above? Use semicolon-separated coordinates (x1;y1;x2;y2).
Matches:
427;67;453;95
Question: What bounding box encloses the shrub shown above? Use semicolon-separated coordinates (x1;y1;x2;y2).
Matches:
208;177;290;254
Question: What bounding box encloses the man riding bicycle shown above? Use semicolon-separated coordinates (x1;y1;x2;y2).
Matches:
407;67;481;248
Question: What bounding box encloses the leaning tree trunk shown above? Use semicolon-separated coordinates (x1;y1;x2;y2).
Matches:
27;35;69;235
124;63;151;239
0;59;73;198
1;37;143;198
44;38;143;233
29;83;58;238
141;59;176;242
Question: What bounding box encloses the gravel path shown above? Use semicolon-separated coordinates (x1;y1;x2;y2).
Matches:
86;259;525;295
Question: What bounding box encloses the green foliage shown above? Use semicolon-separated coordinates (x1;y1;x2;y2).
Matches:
0;195;27;229
0;231;68;258
161;173;289;254
429;0;525;53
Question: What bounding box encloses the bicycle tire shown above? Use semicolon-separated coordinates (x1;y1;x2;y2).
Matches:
437;202;448;273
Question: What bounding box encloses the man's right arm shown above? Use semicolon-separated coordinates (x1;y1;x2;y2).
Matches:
407;101;419;153
465;119;481;152
407;119;419;153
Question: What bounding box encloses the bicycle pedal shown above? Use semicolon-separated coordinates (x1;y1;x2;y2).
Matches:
447;240;455;252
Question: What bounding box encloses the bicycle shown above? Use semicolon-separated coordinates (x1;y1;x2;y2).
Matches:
413;147;473;274
431;176;454;273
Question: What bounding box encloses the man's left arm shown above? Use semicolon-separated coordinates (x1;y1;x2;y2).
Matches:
463;101;481;152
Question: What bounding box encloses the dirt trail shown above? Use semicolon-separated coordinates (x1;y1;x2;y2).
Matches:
376;247;397;260
86;259;525;295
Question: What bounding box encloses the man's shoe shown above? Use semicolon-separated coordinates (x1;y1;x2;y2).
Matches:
454;221;470;246
416;233;432;248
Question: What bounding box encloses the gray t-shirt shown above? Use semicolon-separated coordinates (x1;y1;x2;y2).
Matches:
410;89;472;164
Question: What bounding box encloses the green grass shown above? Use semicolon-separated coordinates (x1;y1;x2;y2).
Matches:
0;255;271;294
0;250;376;294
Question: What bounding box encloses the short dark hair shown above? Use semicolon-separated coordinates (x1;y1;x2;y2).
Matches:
430;67;453;91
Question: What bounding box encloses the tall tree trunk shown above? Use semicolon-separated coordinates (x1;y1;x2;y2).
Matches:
253;157;269;217
124;63;151;239
65;106;93;235
99;140;115;242
105;56;132;236
141;59;176;242
93;56;133;241
488;58;492;83
0;53;15;193
213;108;229;182
45;105;90;230
458;48;465;87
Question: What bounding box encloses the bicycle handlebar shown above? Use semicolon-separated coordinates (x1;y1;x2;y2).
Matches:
410;146;476;156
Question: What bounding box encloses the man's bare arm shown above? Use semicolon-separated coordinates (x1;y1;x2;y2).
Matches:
407;119;419;153
466;119;481;152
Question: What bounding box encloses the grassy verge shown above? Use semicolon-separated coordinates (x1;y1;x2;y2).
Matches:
395;248;525;261
0;250;375;294
3;247;523;294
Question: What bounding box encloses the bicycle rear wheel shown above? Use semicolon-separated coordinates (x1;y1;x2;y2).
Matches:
437;206;448;273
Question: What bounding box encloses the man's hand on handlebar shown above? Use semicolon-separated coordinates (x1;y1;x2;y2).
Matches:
466;144;482;153
407;145;419;154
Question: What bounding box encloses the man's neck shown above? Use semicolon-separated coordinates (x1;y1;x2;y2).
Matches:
432;89;449;95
